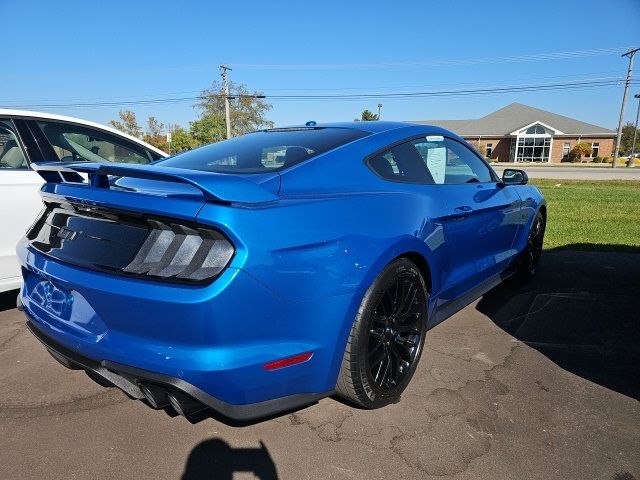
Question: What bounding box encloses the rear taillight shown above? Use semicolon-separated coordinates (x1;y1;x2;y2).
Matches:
123;219;234;284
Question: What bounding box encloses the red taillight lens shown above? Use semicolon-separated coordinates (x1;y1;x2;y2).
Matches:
263;352;313;371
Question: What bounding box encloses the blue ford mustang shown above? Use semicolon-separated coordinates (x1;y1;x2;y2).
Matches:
17;121;545;421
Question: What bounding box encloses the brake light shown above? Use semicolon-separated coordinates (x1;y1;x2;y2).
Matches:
123;219;234;283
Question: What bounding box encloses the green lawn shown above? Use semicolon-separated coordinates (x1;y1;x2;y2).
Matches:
530;179;640;252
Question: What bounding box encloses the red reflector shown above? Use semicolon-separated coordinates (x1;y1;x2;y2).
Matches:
263;352;313;371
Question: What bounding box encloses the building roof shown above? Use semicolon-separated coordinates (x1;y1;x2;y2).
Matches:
412;103;615;137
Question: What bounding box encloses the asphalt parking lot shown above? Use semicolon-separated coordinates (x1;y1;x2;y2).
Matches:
1;249;638;480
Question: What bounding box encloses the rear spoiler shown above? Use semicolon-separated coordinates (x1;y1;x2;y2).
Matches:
32;162;279;204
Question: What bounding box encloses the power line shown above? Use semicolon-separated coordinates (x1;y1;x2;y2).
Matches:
266;79;637;99
0;46;630;83
4;70;622;104
4;78;637;110
232;47;632;70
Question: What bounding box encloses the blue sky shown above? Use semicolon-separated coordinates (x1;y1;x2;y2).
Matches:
2;0;639;130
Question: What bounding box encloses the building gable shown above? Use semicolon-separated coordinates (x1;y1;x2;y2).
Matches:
413;103;615;137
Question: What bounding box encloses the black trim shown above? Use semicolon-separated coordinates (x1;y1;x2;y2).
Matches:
25;119;60;161
429;268;514;328
26;200;236;287
25;318;330;421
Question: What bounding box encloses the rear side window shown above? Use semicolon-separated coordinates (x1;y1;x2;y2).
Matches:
158;128;369;173
369;136;495;185
367;139;434;184
38;121;151;164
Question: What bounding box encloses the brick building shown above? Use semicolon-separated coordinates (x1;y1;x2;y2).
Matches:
414;103;615;163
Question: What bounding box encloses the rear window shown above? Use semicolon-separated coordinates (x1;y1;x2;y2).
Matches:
157;127;369;173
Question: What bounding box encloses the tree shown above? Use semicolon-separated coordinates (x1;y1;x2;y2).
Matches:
468;142;487;158
169;127;197;153
143;116;169;153
189;114;227;145
109;110;142;138
568;142;592;162
355;109;379;121
619;122;640;156
146;116;164;138
196;80;273;136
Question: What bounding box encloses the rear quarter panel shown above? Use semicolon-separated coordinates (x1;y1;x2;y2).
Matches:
196;191;449;303
196;188;450;393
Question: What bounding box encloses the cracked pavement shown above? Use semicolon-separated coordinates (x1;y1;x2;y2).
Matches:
0;250;638;479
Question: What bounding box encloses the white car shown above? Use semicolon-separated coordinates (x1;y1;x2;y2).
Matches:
0;109;168;292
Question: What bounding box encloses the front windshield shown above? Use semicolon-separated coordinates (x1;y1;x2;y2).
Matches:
158;127;369;174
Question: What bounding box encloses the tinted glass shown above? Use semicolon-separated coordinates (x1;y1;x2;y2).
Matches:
0;120;28;169
442;139;493;184
38;122;151;164
368;139;434;184
158;128;369;173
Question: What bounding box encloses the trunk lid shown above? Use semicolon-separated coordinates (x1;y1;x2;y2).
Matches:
26;162;277;281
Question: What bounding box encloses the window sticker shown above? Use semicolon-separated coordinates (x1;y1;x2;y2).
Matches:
426;135;444;142
426;147;446;184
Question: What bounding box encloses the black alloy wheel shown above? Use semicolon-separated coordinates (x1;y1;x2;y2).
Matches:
368;275;424;391
520;210;545;278
336;258;428;408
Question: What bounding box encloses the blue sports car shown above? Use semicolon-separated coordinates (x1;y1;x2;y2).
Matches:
17;121;545;421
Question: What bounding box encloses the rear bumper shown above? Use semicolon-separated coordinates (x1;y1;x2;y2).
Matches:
24;313;329;421
17;239;353;411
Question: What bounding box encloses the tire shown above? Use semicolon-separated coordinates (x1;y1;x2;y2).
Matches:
336;258;428;408
517;210;545;279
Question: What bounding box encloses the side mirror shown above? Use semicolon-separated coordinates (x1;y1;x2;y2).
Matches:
501;168;528;186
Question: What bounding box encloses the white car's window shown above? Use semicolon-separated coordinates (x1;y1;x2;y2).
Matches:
0;120;28;169
38;121;151;164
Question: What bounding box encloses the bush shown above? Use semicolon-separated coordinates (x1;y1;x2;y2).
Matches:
603;156;612;163
569;142;593;162
593;156;603;163
468;141;487;157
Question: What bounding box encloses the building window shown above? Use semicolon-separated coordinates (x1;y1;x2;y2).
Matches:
562;142;571;159
592;142;600;158
514;123;552;162
486;143;493;158
516;136;552;162
525;125;546;134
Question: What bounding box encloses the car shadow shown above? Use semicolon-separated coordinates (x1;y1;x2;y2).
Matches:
476;244;640;400
181;438;278;480
0;289;19;312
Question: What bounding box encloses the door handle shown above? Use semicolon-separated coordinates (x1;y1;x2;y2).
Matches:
454;206;473;213
451;205;473;220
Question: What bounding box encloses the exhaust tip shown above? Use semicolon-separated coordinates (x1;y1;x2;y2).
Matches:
139;383;169;409
166;391;207;417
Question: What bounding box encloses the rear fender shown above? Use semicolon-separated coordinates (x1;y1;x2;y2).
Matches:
324;236;444;390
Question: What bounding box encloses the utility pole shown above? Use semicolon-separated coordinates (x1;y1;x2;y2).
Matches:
377;103;382;120
612;47;639;168
631;93;640;161
219;64;232;139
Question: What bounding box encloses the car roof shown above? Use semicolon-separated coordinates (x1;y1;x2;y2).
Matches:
273;121;462;140
0;108;167;157
277;121;417;134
